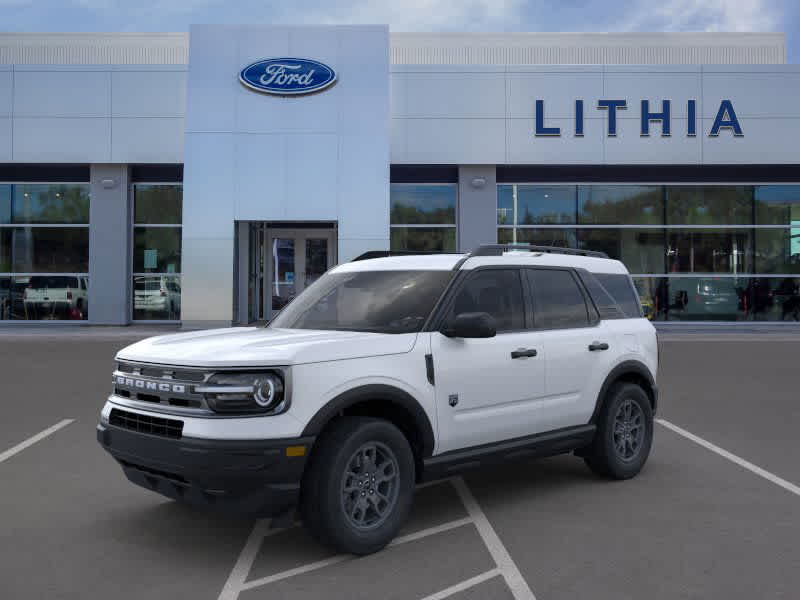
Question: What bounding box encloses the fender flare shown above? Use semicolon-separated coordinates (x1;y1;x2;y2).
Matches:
590;360;658;423
301;384;436;458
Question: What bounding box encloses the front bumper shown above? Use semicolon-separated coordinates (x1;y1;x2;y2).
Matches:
97;422;314;516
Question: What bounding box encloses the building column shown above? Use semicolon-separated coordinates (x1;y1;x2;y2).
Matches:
457;166;497;253
88;164;130;325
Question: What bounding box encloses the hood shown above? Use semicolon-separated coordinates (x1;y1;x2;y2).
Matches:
116;327;418;368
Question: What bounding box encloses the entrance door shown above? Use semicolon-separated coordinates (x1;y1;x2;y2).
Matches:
264;228;336;320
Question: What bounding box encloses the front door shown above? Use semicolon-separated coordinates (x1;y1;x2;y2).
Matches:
265;228;337;320
431;268;546;453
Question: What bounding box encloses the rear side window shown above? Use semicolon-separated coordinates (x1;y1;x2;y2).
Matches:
578;271;625;320
527;269;590;329
594;273;643;318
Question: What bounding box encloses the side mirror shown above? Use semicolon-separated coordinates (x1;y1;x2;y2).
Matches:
442;312;497;338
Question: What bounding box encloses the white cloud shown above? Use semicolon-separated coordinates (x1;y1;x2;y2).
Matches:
621;0;781;32
300;0;523;31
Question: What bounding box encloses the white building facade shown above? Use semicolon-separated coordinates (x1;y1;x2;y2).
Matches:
0;28;798;326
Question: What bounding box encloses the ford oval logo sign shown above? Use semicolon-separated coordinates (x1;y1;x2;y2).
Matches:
239;58;337;96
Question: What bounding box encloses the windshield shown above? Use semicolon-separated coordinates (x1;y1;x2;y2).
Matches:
270;270;453;333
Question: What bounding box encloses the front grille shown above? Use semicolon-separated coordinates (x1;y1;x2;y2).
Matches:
113;361;211;414
109;408;184;439
119;361;206;382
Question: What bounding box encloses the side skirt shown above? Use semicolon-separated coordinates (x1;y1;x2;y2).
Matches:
421;424;596;482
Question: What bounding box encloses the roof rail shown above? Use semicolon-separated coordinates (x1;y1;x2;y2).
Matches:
351;250;461;262
469;244;609;259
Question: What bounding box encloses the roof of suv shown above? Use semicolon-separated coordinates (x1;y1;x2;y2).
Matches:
334;251;629;275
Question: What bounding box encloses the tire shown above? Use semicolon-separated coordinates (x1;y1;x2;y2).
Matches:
584;382;653;480
300;417;415;555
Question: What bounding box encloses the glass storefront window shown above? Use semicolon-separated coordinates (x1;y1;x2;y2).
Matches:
755;185;800;225
666;186;753;225
390;184;455;225
1;275;89;321
133;227;181;273
390;227;456;252
1;228;90;273
578;229;665;274
133;185;182;225
0;183;90;321
497;227;577;247
755;228;800;274
132;275;181;320
578;185;662;225
666;229;753;274
496;183;800;321
1;184;90;225
132;184;182;320
497;184;575;225
391;184;457;252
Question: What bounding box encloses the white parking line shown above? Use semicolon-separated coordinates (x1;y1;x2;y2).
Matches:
219;477;536;600
419;569;501;600
0;419;75;464
452;477;537;600
218;519;282;600
237;516;474;593
657;418;800;498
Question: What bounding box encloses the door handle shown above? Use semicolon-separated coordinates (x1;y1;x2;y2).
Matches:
588;341;609;351
511;348;538;359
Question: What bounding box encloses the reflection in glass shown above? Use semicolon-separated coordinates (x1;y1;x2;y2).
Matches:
133;275;181;320
305;238;328;287
0;184;90;225
0;186;10;224
497;185;576;226
390;184;456;225
755;185;800;225
0;228;90;273
579;229;664;274
763;277;800;321
134;185;183;225
666;186;752;225
632;276;800;322
666;229;753;274
0;275;89;320
133;227;181;273
665;277;747;321
578;185;662;225
755;228;800;274
632;278;659;320
497;227;577;247
391;227;456;252
272;238;295;311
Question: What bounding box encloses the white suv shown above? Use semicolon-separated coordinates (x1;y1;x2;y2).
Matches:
97;244;658;555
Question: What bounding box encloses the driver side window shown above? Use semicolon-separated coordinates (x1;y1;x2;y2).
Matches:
450;269;525;332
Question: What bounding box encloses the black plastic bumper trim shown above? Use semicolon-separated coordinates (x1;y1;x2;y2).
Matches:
97;422;314;516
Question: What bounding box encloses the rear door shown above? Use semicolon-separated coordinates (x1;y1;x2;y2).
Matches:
525;268;617;431
431;268;546;453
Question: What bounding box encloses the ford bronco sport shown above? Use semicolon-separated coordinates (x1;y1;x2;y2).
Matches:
97;244;658;555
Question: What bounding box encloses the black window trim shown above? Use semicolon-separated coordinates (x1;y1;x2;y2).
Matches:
524;266;600;332
426;266;531;335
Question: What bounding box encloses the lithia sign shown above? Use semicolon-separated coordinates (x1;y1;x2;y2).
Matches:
535;99;743;137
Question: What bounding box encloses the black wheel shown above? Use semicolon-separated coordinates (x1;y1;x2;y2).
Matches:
584;382;653;479
300;417;415;555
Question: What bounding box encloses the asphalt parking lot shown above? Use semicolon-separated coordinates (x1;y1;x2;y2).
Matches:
1;327;799;600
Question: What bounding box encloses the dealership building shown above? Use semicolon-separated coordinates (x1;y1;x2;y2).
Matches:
0;27;799;327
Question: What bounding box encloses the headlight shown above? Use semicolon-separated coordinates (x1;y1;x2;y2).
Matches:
196;372;287;415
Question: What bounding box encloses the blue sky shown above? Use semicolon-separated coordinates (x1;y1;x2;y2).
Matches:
1;0;797;62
